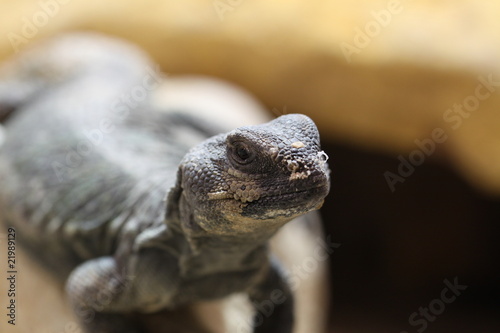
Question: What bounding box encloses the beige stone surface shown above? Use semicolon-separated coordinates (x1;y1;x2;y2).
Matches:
1;0;500;193
0;244;78;333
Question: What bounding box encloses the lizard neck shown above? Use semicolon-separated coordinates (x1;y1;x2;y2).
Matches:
163;191;278;273
166;196;278;257
166;226;271;277
168;221;272;257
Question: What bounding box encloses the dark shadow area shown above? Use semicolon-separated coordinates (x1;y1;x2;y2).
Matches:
319;142;500;333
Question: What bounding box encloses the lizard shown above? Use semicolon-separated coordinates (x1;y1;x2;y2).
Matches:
0;33;330;333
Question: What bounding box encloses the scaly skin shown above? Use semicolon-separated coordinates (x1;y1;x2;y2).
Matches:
0;34;330;333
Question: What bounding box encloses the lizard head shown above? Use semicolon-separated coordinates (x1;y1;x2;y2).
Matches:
171;114;330;237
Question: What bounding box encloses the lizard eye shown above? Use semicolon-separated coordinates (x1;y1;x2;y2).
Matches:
230;142;255;165
237;145;250;160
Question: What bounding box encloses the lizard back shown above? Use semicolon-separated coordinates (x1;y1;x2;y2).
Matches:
0;34;211;275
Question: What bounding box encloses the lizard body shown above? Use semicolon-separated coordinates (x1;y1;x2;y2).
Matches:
0;34;330;333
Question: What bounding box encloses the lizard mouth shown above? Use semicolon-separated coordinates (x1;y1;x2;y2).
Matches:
240;184;329;219
208;182;329;219
260;184;329;201
208;183;328;203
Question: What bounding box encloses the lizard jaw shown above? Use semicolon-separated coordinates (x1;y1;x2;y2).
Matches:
207;183;329;205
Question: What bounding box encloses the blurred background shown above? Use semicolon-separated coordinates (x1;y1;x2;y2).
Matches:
1;0;499;332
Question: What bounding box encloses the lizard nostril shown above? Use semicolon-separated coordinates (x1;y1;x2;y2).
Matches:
318;151;328;162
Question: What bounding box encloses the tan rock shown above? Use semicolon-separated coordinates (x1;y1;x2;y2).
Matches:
1;1;499;190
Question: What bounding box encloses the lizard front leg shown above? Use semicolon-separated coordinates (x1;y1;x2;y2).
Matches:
66;247;182;333
249;259;294;333
65;256;145;333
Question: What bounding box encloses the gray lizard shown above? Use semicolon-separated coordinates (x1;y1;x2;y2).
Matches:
0;34;330;333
